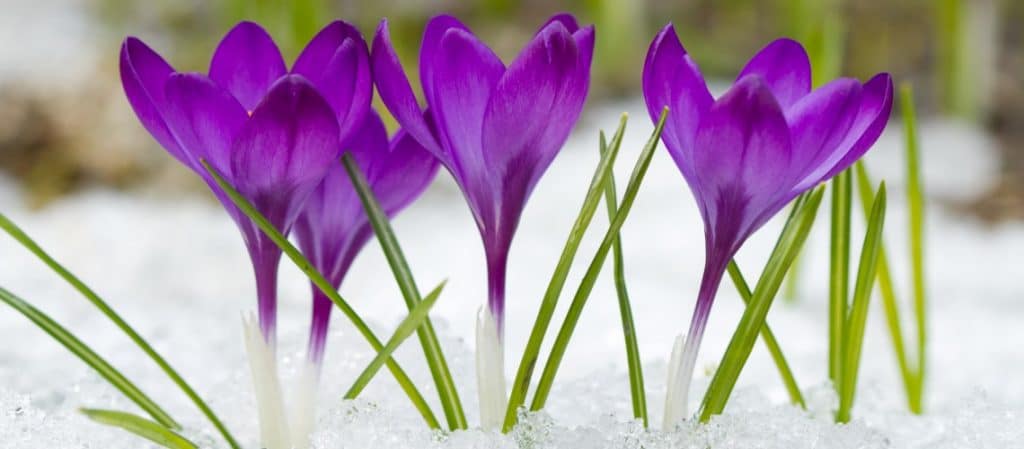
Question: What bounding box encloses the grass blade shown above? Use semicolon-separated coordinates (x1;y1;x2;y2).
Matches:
853;162;918;411
503;113;629;432
724;261;806;408
345;281;446;399
901;83;927;413
837;183;887;423
201;160;441;429
829;170;853;387
0;213;239;448
528;109;668;413
699;187;825;421
341;154;466;430
598;131;648;427
0;287;178;429
81;408;198;449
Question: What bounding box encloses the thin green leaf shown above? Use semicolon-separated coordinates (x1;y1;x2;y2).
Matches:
345;281;446;399
342;154;466;430
201;160;441;429
837;183;887;423
80;408;198;449
853;162;918;411
598;131;648;427
0;213;239;448
829;170;853;387
725;262;806;409
529;108;668;413
699;187;826;421
503;113;629;432
901;83;927;414
0;287;178;429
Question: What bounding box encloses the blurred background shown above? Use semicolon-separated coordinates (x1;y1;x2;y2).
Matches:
0;0;1020;219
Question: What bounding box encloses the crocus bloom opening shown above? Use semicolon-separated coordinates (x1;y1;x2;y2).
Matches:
120;20;371;341
643;24;893;426
294;111;439;365
371;13;595;332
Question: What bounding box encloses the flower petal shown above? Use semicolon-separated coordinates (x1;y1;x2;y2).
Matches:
538;14;594;72
209;21;287;111
481;20;582;212
119;38;189;165
692;76;793;248
787;78;862;192
371;19;443;157
820;73;894;180
736;38;811;109
231;75;341;229
371;126;440;216
292;20;372;141
419;15;471;112
429;27;505;207
160;73;248;178
642;24;713;184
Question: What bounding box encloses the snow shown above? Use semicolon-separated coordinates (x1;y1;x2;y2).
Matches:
1;102;1022;448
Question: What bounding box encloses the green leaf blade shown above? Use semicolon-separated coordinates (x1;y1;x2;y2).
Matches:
81;408;198;449
0;287;178;429
341;154;466;430
699;187;826;421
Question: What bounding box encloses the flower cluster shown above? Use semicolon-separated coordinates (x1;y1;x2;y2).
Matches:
120;13;891;447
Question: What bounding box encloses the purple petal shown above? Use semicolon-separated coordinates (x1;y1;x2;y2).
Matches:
642;24;713;184
371;19;443;157
428;27;505;218
209;21;287;111
736;38;811;109
419;15;471;113
481;21;583;212
371;125;440;216
292;20;372;142
119;38;190;165
820;73;894;180
160;73;248;179
538;14;594;73
692;76;793;248
231;75;341;230
787;78;862;192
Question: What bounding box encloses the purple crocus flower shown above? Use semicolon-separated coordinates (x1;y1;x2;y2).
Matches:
120;21;371;341
294;111;439;364
643;24;893;425
371;13;594;333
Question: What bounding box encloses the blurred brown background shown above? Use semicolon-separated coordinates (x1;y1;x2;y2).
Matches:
0;0;1020;218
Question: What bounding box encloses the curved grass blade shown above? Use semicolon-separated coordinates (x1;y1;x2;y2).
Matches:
201;160;441;429
0;287;178;429
0;213;239;448
529;109;668;412
345;281;445;399
901;83;927;413
81;408;198;449
829;170;853;386
699;187;825;421
341;154;466;430
598;131;648;427
853;162;918;411
502;113;629;432
724;262;806;409
837;183;887;423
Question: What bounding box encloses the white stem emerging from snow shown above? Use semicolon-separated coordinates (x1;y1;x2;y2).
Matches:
242;313;290;449
663;333;699;431
476;306;507;430
288;359;320;449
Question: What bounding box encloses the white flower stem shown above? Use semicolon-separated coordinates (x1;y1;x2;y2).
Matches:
663;333;699;431
288;359;320;449
242;313;290;449
476;306;507;430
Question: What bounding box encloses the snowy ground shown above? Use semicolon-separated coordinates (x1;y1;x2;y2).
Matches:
1;103;1022;448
